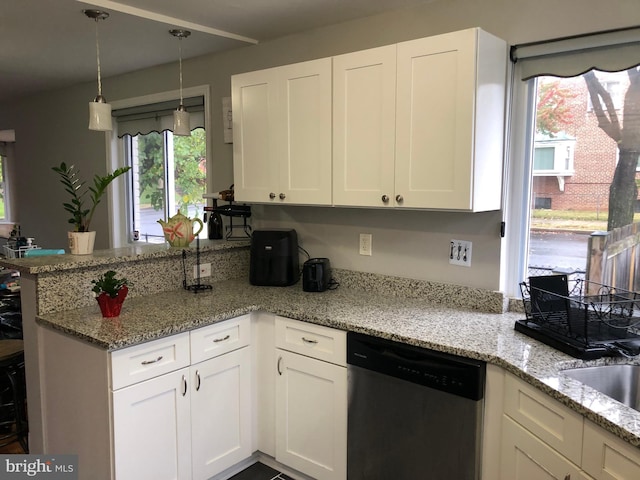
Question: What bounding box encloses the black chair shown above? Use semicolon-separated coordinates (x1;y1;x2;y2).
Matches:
0;339;28;452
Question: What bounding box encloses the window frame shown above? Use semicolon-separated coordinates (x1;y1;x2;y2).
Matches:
106;85;211;248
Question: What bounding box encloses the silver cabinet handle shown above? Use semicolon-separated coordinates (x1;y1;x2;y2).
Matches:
381;195;389;203
277;356;283;375
213;335;230;343
302;337;318;345
141;356;163;365
269;192;276;199
279;193;286;200
195;370;201;391
181;375;187;396
396;194;403;203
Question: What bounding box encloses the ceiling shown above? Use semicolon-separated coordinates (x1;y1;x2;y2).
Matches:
0;0;436;103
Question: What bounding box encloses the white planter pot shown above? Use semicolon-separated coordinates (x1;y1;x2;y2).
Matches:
68;231;96;255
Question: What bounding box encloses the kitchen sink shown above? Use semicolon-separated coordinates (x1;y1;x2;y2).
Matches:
562;365;640;412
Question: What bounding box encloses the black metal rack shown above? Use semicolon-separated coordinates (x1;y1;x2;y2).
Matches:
516;276;640;359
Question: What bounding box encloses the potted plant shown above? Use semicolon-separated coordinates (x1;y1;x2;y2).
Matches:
52;162;131;254
91;270;131;318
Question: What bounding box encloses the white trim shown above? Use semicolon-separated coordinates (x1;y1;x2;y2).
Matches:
106;85;211;248
500;71;537;296
79;0;258;45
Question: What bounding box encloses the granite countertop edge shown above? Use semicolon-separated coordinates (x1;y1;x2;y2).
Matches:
36;278;640;449
0;240;250;274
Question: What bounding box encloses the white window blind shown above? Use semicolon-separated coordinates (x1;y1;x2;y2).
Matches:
511;26;640;80
112;96;205;137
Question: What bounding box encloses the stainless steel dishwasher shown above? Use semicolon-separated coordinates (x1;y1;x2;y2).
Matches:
347;331;486;480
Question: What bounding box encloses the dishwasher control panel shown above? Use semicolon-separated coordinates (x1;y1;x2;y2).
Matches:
347;331;486;401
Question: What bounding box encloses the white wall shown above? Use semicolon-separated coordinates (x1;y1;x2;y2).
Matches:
0;0;639;290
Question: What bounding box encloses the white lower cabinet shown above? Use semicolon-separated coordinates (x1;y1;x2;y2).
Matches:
111;315;252;480
191;347;252;479
501;372;640;480
275;317;347;480
501;415;593;480
113;367;192;480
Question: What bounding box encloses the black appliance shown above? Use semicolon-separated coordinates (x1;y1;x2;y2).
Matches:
250;229;299;286
516;275;640;359
347;332;485;479
302;258;331;292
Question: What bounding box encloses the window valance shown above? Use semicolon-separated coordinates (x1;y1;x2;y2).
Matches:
112;96;205;137
511;26;640;80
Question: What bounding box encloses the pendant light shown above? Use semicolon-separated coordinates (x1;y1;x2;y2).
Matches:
84;9;112;132
170;29;192;136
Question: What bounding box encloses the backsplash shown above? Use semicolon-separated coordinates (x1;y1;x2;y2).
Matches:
332;269;507;313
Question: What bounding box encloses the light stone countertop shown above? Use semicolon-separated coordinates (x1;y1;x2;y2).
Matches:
36;278;640;449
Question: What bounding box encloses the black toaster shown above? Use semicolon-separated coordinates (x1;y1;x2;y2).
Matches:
302;258;331;292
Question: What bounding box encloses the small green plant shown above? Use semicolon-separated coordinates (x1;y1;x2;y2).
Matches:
91;270;131;298
52;162;131;232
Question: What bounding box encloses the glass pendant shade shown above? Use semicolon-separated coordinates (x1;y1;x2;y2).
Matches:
89;96;113;131
173;105;191;136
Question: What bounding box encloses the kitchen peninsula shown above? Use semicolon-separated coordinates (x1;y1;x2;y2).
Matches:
2;243;640;480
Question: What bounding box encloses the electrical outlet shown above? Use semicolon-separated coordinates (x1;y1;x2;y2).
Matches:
193;262;212;278
449;240;472;267
359;233;372;256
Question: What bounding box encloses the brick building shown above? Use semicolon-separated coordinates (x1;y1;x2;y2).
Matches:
532;72;639;212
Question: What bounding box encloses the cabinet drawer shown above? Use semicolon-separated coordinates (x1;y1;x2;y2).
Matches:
582;420;640;480
504;372;584;465
111;333;190;390
501;415;590;480
275;316;346;366
190;315;251;364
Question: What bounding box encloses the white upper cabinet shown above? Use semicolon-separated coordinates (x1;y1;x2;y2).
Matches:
332;45;397;207
232;58;332;205
233;28;507;211
395;28;507;211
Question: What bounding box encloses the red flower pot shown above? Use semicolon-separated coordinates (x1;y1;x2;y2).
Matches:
96;286;128;318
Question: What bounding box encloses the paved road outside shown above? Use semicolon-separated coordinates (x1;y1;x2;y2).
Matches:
529;230;590;271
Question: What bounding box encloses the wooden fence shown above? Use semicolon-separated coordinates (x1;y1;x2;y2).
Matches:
586;222;640;293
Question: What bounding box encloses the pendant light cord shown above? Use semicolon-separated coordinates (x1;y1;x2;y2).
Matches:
94;18;103;97
178;37;184;105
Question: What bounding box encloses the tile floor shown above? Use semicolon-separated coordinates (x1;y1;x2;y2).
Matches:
229;462;294;480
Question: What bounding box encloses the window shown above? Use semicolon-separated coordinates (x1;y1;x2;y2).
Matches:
123;129;206;243
110;92;208;245
504;27;640;296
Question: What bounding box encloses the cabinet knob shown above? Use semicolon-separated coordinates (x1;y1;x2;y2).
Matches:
381;195;389;203
279;193;286;200
269;192;276;199
396;194;404;203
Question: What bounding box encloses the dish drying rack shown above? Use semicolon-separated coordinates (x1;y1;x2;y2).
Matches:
3;241;41;258
517;276;640;358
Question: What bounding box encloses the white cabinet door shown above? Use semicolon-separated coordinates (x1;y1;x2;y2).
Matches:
582;420;640;480
112;367;192;480
276;59;332;205
275;349;347;480
332;45;396;207
395;28;506;211
232;58;332;205
232;68;279;203
501;416;593;480
191;346;252;480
